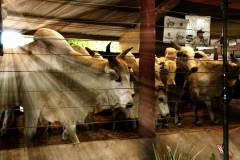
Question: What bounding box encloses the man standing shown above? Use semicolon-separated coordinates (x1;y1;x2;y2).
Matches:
189;29;209;50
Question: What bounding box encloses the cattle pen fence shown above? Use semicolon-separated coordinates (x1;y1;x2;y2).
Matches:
0;0;240;160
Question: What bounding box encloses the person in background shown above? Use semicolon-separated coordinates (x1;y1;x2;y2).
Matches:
189;29;209;50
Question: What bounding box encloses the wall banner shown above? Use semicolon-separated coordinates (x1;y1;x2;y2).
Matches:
163;16;189;45
185;15;211;46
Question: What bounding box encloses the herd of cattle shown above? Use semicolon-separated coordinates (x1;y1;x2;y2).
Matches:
0;28;240;148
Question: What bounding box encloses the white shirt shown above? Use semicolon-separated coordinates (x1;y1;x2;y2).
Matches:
190;36;209;50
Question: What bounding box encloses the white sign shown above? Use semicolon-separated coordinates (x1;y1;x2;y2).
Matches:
185;15;211;46
163;16;189;45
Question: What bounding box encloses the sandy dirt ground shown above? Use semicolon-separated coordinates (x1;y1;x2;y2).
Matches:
0;99;240;150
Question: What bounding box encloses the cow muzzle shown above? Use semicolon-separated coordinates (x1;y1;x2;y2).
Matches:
126;102;134;108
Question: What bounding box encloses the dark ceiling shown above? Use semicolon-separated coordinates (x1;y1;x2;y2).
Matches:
2;0;240;41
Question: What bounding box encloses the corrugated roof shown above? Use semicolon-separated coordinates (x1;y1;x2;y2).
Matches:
2;0;240;40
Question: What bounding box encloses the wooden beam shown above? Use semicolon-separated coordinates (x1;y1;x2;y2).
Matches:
155;0;181;22
34;0;140;12
139;0;155;138
2;0;28;8
23;30;119;41
6;11;137;28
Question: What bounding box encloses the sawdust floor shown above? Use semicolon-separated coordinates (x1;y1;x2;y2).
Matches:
1;100;240;150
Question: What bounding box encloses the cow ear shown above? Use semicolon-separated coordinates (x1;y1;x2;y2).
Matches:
105;66;119;80
194;52;204;59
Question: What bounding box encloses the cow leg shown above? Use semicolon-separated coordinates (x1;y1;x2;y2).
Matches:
174;102;181;126
1;110;14;136
169;101;175;117
62;123;79;143
162;116;168;129
62;127;68;140
131;118;137;130
24;108;40;148
84;113;94;130
192;102;200;124
112;109;120;131
11;109;16;127
39;115;44;126
206;101;219;124
38;116;52;134
46;122;52;134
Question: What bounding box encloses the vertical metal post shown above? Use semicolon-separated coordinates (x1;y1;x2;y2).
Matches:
0;0;3;56
222;0;229;159
139;0;155;138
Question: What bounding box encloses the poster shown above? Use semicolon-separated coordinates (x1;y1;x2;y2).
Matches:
163;16;189;45
185;15;211;46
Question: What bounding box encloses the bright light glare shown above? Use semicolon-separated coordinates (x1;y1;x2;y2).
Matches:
2;30;33;48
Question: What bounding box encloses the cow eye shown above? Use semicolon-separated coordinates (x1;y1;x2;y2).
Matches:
159;98;164;102
115;76;121;82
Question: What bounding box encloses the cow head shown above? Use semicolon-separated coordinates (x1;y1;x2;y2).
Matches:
105;42;137;108
155;90;169;117
159;60;177;87
155;56;176;93
171;41;202;73
155;57;165;91
121;52;139;78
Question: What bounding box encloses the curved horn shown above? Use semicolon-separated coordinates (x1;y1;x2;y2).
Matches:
106;42;111;54
171;41;181;50
117;47;133;59
106;42;118;67
85;47;96;56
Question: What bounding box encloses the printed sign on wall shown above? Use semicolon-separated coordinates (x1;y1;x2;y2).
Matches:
185;15;211;46
163;16;189;45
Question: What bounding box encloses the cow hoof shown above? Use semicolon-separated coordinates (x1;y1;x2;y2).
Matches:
46;127;52;135
62;135;69;141
62;132;69;141
175;123;182;127
162;124;168;129
212;119;219;124
194;121;202;126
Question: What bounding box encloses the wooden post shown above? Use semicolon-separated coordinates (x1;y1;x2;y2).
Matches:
0;0;3;56
139;0;155;138
222;0;229;159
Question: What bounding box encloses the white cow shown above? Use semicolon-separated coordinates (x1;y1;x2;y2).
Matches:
165;44;240;125
16;28;137;147
80;50;170;130
114;53;171;129
164;42;203;126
